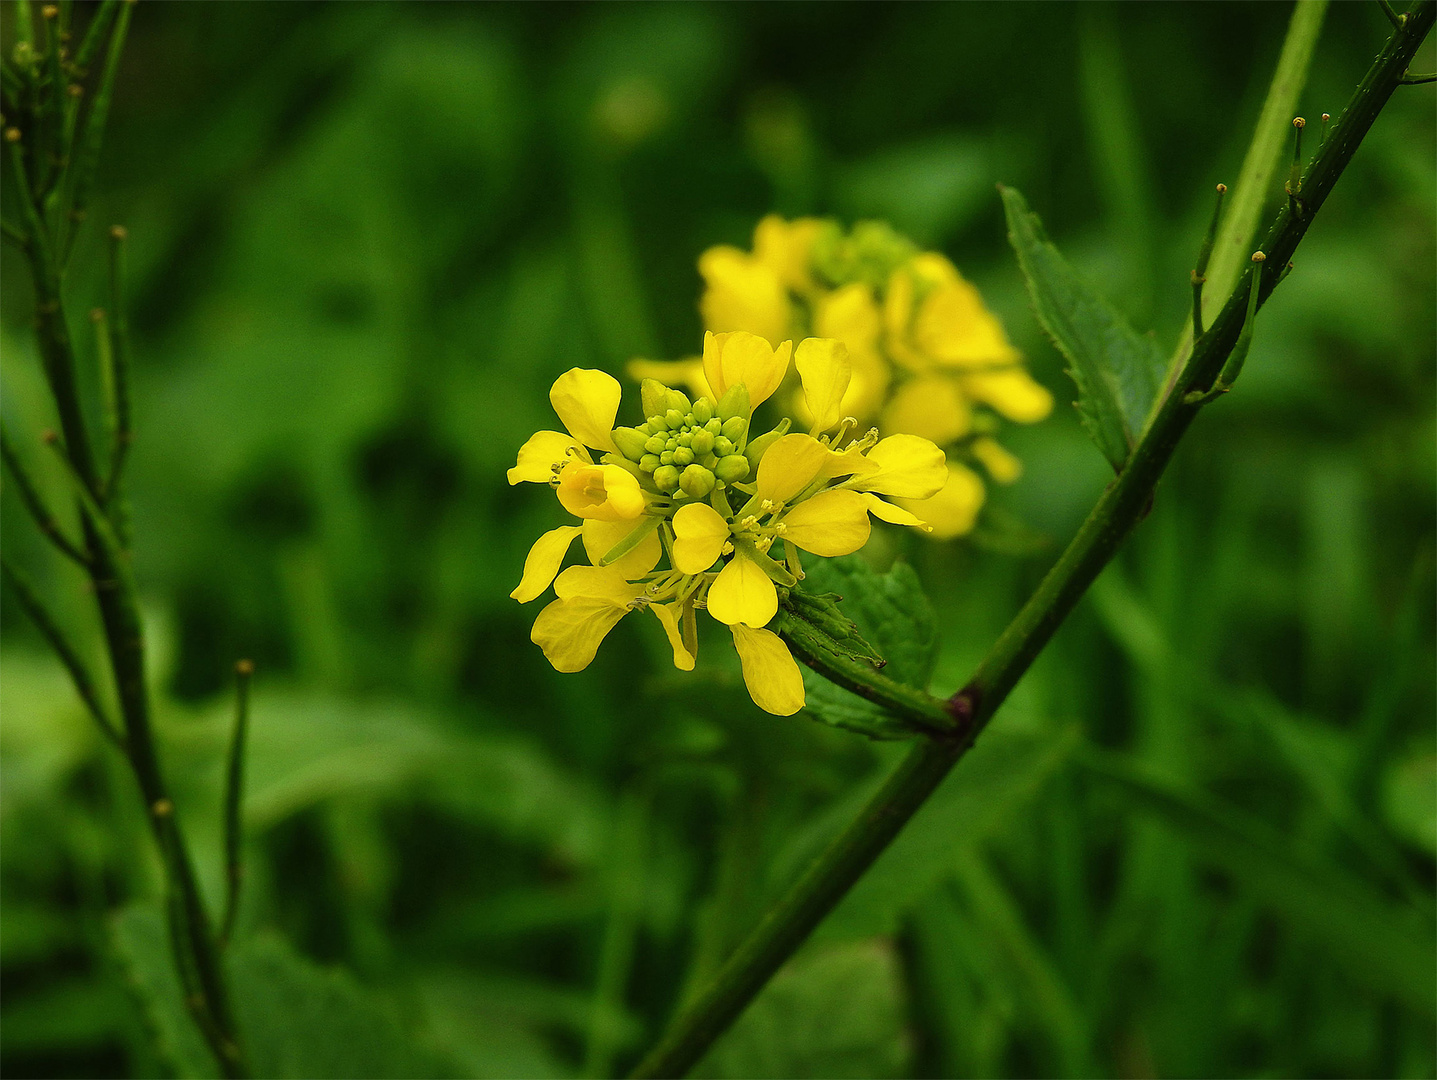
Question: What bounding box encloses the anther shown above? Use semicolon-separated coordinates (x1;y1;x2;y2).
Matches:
152;798;173;818
4;128;21;143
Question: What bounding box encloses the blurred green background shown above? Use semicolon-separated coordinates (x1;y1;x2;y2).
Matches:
2;3;1434;1077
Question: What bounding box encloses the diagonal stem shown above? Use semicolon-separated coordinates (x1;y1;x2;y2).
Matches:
628;5;1435;1076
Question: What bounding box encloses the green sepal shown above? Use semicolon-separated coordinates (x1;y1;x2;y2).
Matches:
744;418;790;470
611;426;650;462
716;384;750;422
600;515;662;566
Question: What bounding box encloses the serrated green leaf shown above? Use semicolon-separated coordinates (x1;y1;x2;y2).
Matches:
794;556;937;740
1000;185;1165;470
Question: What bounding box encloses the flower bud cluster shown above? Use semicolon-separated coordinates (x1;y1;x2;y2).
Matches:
612;381;765;500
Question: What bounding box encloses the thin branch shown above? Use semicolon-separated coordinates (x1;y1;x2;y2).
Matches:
103;225;133;517
0;556;124;749
60;0;131;263
219;660;254;950
627;5;1436;1075
0;424;91;567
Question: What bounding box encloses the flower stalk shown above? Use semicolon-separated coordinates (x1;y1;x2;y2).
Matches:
629;4;1435;1075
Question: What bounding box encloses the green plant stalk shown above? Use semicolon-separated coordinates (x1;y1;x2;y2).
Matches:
0;424;90;566
628;6;1435;1075
219;660;253;949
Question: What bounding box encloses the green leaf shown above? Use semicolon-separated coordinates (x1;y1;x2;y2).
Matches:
694;940;910;1079
112;904;460;1078
111;906;220;1079
999;185;1165;470
790;556;937;740
1078;746;1437;1016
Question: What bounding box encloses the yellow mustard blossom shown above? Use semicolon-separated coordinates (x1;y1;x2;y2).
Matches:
511;331;947;716
630;216;1053;539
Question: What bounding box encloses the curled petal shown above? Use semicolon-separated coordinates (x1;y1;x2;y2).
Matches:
672;503;731;574
582;517;662;577
880;375;971;447
703;331;793;409
511;525;583;603
860;493;931;532
550;368;622;454
556;463;647;521
959;368;1054;423
730;624;805;716
650;602;696;671
897;462;986;540
531;596;632;673
706;552;778;628
850;434;948;500
970;436;1023;484
553;564;643;604
509;430;588;485
778;489;872;557
699;247;790;346
795;337;851;435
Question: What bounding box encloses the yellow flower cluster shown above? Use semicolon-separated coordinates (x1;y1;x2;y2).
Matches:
631;216;1053;538
510;331;949;715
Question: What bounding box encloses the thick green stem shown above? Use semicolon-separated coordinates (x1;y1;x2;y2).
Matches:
628;7;1434;1076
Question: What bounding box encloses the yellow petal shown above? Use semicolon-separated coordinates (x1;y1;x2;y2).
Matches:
814;282;882;358
970;436;1023;484
706;552;777;628
556;463;647;521
860;493;931;532
851;434;948;500
511;525;583;603
880;375;971;447
915;277;1022;370
582;518;662;577
553;564;641;604
627;357;713;401
672;502;731;574
531;596;631;673
755;433;830;504
698;247;790;346
898;462;985;540
959;368;1054;423
705;331;792;409
650;602;696;671
509;430;587;485
730;624;804;716
778;489;872;557
550;368;622;454
795;337;851;435
752;215;824;293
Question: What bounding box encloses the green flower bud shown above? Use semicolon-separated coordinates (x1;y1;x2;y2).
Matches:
704;417;723;436
677;432;693;447
689;428;715;456
672;446;695;467
660;450;675;465
679;464;716;498
611;426;650;461
641;379;671;421
653;465;680;492
715;455;751;483
721;416;747;443
713;435;735;458
644;435;666;455
666;389;692;416
665;408;686;430
716;384;750;422
639;454;660;473
649;413;670;432
692;398;714;425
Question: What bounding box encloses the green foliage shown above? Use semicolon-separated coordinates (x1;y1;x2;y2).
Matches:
1000;185;1166;469
1;4;1433;1079
791;556;938;739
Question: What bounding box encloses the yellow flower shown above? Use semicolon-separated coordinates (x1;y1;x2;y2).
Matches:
513;336;947;715
644;217;1057;539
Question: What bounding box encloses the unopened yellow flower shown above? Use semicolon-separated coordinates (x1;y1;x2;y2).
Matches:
512;333;946;715
632;217;1055;541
